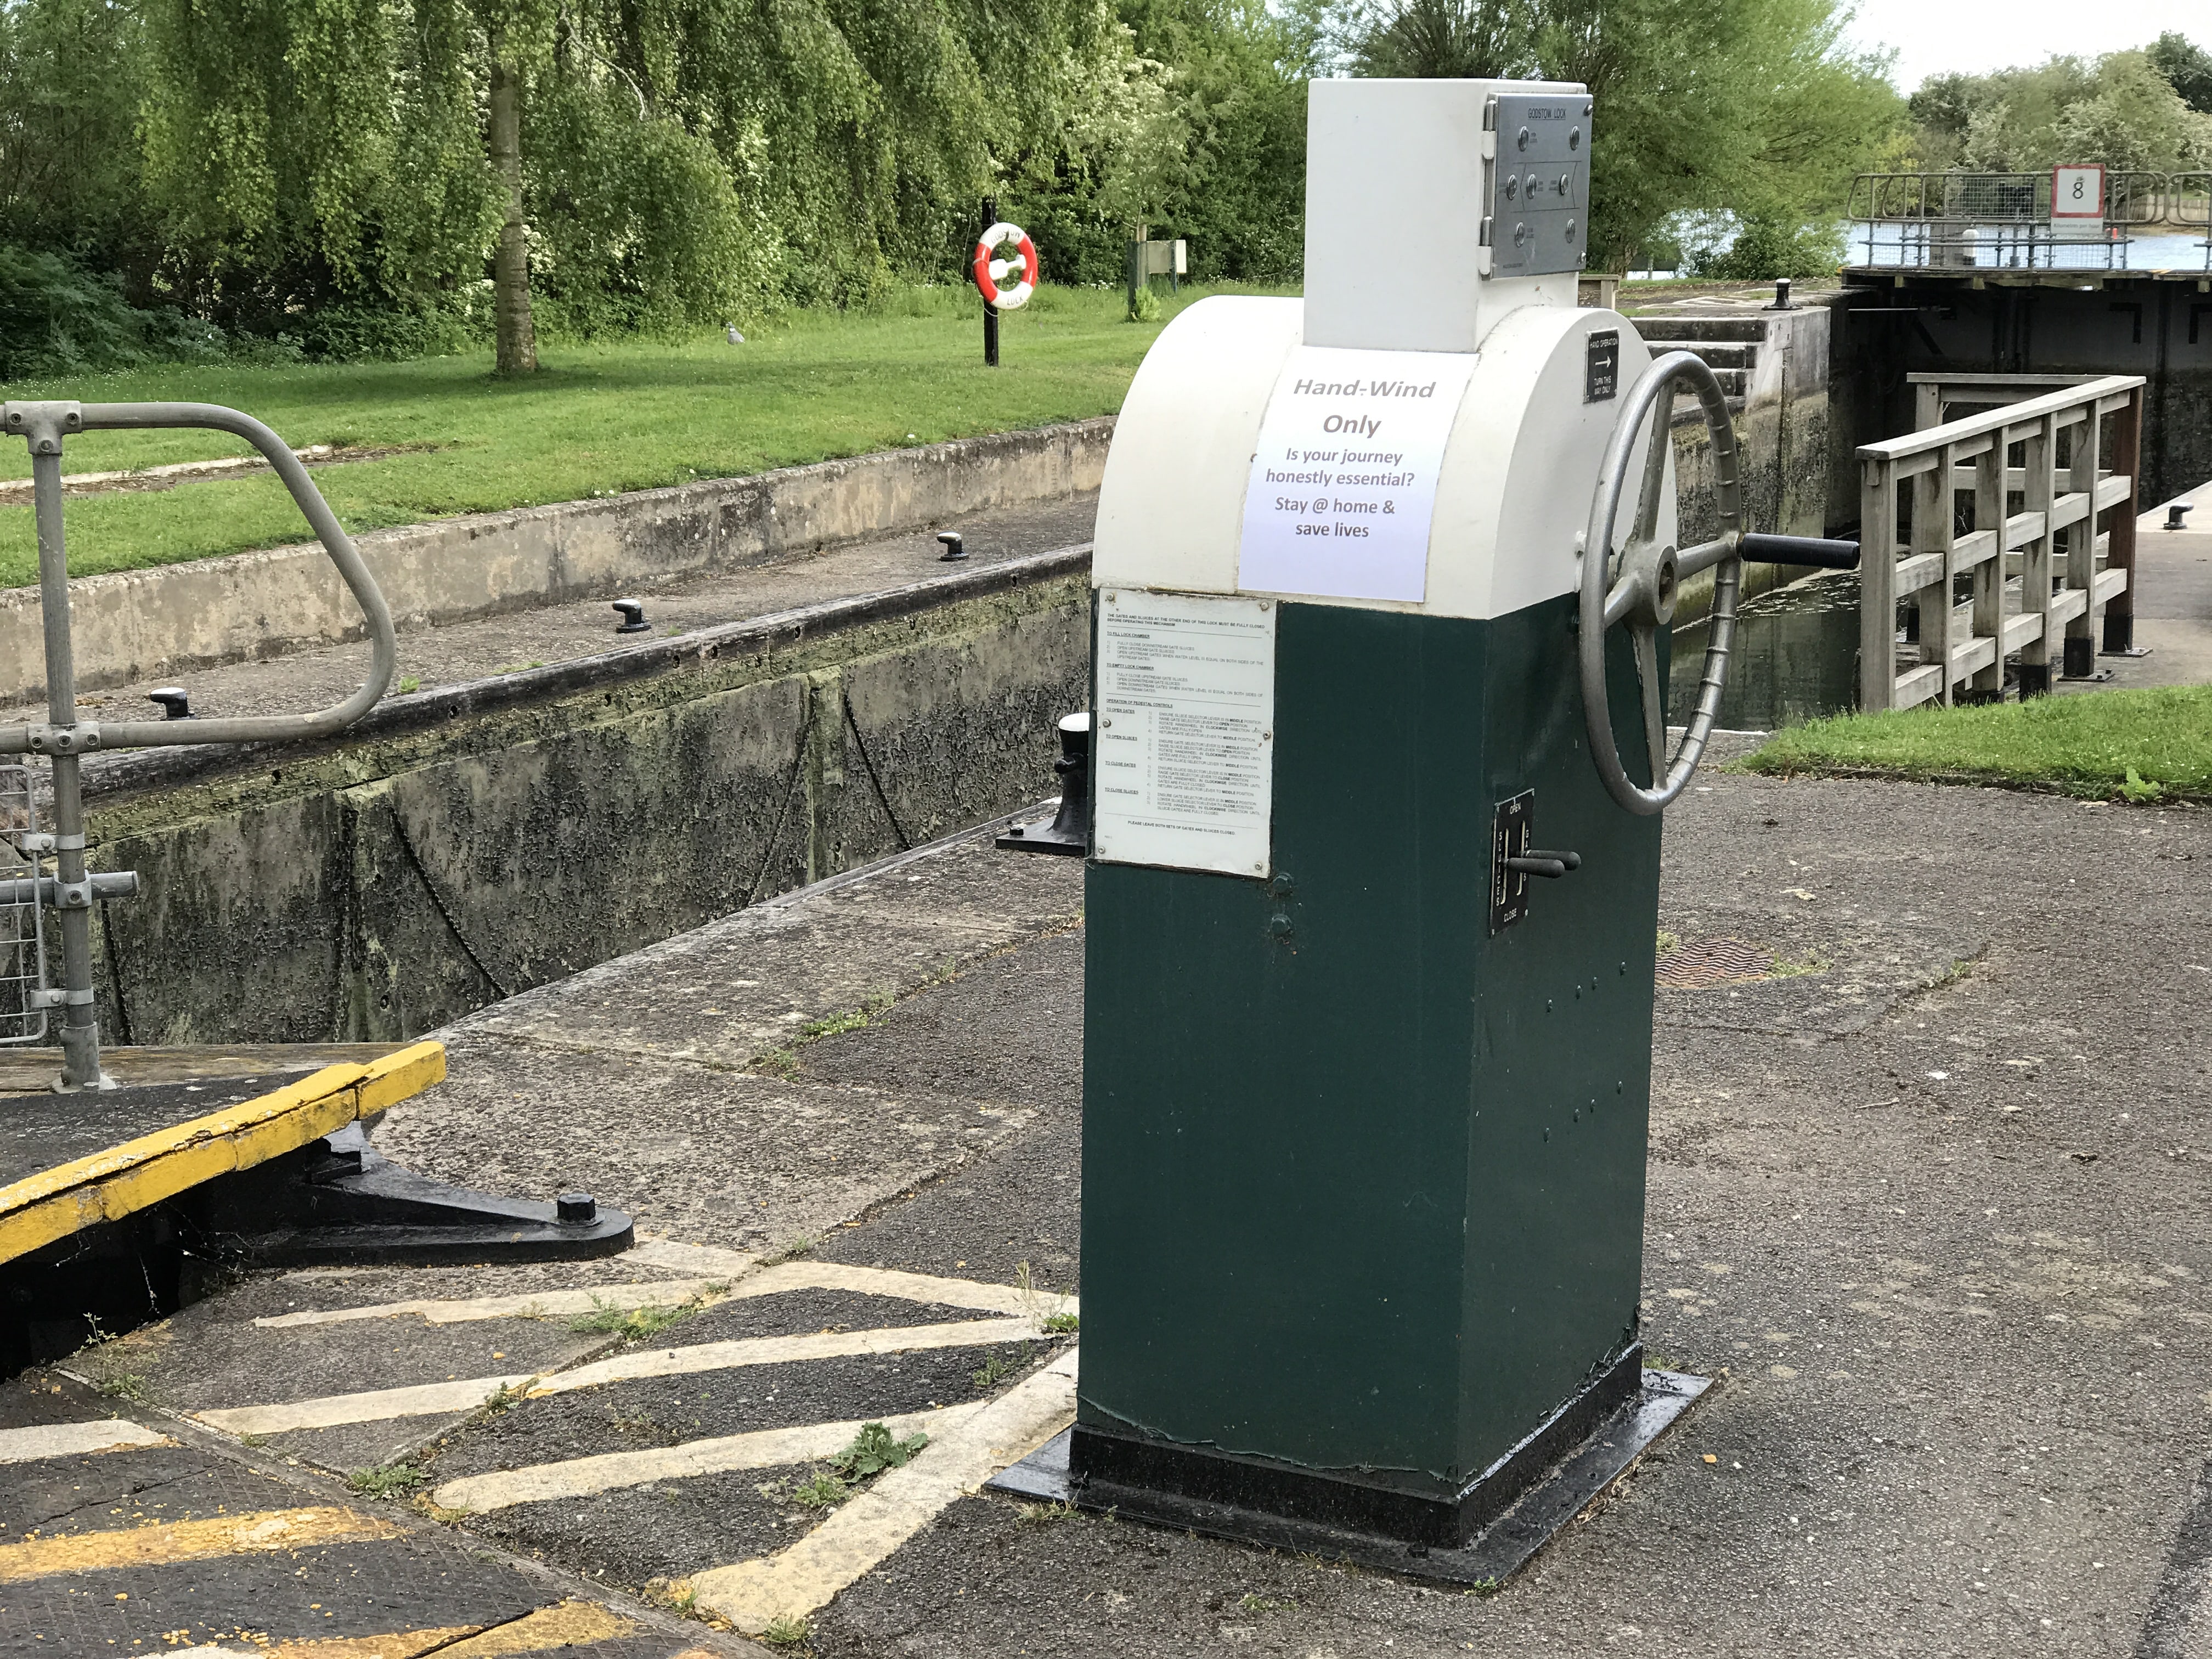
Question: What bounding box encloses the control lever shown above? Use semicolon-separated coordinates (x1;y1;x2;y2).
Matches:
1737;533;1860;569
1503;850;1581;879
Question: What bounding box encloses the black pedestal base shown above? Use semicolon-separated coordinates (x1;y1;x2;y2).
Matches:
987;1360;1709;1588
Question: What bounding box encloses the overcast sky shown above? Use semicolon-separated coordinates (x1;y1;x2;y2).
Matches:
1844;0;2207;90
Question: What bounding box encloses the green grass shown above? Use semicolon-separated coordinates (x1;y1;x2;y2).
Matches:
0;281;1288;589
1740;685;2212;802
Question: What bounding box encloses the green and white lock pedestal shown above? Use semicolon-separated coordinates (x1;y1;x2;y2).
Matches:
990;76;1842;1578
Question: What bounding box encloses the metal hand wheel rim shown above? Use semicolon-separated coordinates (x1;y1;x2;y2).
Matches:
1579;351;1745;815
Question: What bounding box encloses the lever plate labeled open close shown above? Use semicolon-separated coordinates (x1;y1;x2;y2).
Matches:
1491;790;1536;934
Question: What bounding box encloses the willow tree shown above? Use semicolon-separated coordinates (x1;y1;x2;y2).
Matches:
137;0;1126;370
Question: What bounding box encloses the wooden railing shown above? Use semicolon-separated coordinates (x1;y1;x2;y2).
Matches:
1857;375;2145;712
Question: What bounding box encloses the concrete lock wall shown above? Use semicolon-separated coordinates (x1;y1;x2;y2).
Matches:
0;419;1115;704
1652;300;1836;623
79;567;1090;1046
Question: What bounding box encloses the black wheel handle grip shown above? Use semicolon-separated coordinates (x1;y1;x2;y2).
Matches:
1737;533;1861;569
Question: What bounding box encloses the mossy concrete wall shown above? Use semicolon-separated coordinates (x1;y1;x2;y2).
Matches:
1663;301;1835;627
81;562;1089;1046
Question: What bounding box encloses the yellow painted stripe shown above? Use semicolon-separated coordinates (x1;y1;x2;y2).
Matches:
626;1236;759;1277
537;1317;1037;1396
0;1418;170;1464
252;1277;730;1330
198;1318;1039;1436
357;1041;447;1115
429;1403;979;1514
0;1043;448;1268
252;1263;1076;1331
173;1618;665;1659
175;1626;479;1658
433;1600;636;1656
740;1260;1079;1322
196;1375;540;1438
0;1505;402;1583
1;1065;368;1211
690;1347;1079;1635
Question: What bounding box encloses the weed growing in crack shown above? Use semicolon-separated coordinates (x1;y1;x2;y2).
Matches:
972;1345;1033;1391
759;1233;817;1266
475;1380;530;1419
1771;950;1830;978
763;1420;930;1512
569;1296;701;1340
348;1463;428;1499
644;1577;699;1615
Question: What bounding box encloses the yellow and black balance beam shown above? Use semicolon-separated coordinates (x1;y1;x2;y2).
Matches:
0;1042;444;1269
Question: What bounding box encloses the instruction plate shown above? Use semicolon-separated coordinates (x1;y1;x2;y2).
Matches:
1092;589;1276;879
1237;345;1479;604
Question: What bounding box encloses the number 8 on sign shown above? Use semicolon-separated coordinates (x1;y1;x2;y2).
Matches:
2051;165;2103;219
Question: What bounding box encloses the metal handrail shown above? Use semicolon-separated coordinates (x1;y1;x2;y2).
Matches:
1851;170;2192;224
0;402;396;754
0;398;396;1090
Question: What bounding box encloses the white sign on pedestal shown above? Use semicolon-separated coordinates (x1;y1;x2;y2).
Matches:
1092;588;1276;879
1236;345;1479;604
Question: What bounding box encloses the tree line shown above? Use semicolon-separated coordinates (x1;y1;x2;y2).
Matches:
29;0;2137;376
1901;34;2212;176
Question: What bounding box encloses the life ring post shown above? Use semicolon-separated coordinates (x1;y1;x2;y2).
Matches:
982;198;1000;367
970;199;1039;366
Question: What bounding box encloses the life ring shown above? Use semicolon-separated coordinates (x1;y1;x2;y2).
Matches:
972;222;1039;310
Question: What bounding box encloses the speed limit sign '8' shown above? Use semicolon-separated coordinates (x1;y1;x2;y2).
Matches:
2052;165;2104;219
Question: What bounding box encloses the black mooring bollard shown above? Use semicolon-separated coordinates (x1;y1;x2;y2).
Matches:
997;712;1091;855
2167;502;2194;531
148;687;191;719
612;599;650;634
937;532;968;561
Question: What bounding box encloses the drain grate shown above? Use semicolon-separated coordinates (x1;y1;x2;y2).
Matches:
1656;936;1775;989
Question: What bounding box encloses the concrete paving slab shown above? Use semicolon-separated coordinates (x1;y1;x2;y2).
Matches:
442;830;1082;1072
7;490;1098;729
2059;492;2212;695
382;1037;1041;1253
779;761;2211;1656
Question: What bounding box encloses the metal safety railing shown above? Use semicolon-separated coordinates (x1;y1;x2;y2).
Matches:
0;400;395;1090
1849;171;2199;270
2173;173;2212;267
1855;375;2145;713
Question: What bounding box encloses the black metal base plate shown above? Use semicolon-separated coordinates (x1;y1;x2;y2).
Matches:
986;1369;1709;1587
206;1129;635;1267
238;1216;635;1267
995;815;1086;855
